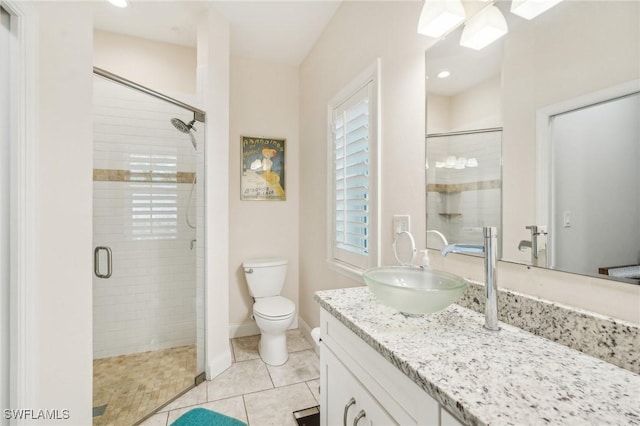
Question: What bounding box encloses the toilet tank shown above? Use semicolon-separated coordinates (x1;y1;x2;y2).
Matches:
243;258;288;298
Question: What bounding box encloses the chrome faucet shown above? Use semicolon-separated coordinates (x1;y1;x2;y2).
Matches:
518;240;532;251
441;227;499;331
519;225;548;267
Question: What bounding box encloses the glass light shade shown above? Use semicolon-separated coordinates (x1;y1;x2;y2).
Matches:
445;155;457;168
417;0;466;38
460;5;508;50
108;0;128;7
510;0;562;20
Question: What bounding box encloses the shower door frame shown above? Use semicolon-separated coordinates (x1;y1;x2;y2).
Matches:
92;66;208;385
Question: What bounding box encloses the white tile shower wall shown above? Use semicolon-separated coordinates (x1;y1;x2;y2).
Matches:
93;78;198;359
427;134;501;246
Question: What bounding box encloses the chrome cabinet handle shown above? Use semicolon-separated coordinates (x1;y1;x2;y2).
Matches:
343;397;356;426
94;246;112;279
353;409;366;426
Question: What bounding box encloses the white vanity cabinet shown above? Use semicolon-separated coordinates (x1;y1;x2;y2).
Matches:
322;346;396;425
320;308;465;426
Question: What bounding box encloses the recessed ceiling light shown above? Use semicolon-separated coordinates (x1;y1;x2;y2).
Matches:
437;70;451;79
107;0;128;8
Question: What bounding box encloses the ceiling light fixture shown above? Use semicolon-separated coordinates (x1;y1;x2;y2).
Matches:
437;70;451;78
417;0;466;39
459;5;508;50
510;0;562;20
107;0;128;8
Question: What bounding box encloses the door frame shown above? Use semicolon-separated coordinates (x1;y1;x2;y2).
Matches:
1;0;38;420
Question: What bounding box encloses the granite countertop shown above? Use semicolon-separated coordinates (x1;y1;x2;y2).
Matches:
315;286;640;426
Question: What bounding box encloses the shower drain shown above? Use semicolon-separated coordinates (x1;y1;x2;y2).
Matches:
92;404;107;418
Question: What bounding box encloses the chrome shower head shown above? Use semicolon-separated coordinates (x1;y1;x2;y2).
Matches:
171;117;197;150
171;117;196;134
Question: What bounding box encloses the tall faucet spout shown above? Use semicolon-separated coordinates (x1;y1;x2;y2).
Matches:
440;228;499;331
441;244;484;256
483;227;499;331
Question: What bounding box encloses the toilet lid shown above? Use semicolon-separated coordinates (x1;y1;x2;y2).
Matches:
254;296;295;319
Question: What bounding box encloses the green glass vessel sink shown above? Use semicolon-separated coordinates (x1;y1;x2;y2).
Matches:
362;266;469;314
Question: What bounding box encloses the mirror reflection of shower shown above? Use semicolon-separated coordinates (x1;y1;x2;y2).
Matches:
171;115;198;229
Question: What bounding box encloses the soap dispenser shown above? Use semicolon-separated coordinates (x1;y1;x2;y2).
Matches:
419;249;430;268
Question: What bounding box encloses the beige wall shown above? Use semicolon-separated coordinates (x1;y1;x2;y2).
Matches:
228;56;300;334
34;3;94;423
299;1;433;329
197;8;233;378
426;74;501;133
450;74;501;131
94;30;197;95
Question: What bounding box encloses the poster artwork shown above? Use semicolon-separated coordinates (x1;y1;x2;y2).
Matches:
241;136;286;201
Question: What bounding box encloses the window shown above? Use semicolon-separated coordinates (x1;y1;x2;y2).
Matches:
327;61;380;277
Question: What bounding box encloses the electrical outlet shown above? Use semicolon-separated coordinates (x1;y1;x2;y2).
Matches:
393;215;410;235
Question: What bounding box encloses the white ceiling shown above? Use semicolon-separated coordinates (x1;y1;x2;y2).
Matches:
92;0;343;66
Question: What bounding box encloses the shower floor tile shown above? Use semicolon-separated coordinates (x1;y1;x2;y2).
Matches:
93;345;196;426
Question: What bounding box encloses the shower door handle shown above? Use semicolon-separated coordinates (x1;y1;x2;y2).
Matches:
94;246;112;279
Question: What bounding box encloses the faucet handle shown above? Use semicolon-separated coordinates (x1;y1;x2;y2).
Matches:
526;225;548;236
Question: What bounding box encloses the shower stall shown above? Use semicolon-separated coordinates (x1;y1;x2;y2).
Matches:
92;68;206;425
426;128;502;252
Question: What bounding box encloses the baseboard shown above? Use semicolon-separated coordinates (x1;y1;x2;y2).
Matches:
298;316;320;356
229;320;260;338
207;348;233;380
229;316;300;338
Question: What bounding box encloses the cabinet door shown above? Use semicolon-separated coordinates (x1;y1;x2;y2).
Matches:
321;344;397;426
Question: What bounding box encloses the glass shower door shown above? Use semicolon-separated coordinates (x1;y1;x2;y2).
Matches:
92;73;205;425
426;128;502;252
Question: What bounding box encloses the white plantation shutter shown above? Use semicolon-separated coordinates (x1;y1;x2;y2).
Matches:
327;60;379;275
129;153;179;240
332;84;371;269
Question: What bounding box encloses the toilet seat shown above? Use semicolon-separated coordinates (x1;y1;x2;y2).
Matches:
254;296;295;319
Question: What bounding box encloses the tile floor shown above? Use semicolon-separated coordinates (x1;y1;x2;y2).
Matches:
140;330;320;426
93;345;196;426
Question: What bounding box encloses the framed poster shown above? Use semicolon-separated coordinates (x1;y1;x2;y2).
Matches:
241;135;286;201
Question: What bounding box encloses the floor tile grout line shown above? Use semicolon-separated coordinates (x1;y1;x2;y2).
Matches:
241;394;250;426
264;361;276;389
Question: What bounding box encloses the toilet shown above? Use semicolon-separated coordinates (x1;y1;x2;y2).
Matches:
243;257;295;366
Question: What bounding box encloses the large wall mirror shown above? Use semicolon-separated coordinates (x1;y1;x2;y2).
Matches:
426;0;640;285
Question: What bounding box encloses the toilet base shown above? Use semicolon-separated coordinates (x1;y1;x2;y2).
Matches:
258;331;289;366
